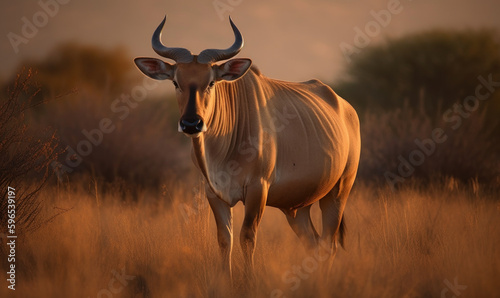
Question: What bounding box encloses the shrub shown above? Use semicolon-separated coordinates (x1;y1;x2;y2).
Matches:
359;101;500;189
0;69;59;234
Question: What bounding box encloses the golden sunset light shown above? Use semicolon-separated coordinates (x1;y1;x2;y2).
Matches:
1;0;499;297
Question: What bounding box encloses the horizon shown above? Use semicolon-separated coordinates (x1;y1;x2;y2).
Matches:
1;0;500;84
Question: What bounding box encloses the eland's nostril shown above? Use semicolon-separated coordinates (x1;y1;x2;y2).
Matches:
181;119;201;127
180;118;204;135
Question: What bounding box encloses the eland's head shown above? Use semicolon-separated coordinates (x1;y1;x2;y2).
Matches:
134;16;252;137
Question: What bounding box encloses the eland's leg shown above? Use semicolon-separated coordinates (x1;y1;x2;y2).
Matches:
319;176;355;276
206;187;233;281
282;205;320;251
240;182;268;278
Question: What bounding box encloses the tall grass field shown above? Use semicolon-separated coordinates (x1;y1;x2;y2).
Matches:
0;180;498;297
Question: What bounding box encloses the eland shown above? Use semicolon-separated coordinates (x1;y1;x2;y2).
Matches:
134;16;361;280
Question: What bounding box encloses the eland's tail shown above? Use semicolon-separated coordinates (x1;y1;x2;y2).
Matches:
339;215;346;249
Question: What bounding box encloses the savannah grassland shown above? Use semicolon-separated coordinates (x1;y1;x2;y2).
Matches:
2;35;500;297
1;179;499;298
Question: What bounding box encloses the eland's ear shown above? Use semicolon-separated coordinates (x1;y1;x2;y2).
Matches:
134;57;174;80
216;58;252;81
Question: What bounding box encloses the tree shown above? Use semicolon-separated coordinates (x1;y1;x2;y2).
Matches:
336;29;500;186
336;29;500;117
2;43;188;195
0;69;59;235
7;42;136;104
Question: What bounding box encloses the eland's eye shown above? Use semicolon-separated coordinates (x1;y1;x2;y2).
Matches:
173;81;179;89
205;81;215;94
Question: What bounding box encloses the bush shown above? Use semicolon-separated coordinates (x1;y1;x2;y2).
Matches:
336;29;500;116
334;29;500;188
359;101;500;188
0;69;58;233
45;88;192;196
6;43;193;196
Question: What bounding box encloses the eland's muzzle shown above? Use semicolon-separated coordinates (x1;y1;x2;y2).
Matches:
178;118;206;136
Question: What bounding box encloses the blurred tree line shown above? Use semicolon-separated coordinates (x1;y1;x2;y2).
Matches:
0;70;59;235
1;43;191;199
336;29;500;117
334;29;500;188
1;28;499;206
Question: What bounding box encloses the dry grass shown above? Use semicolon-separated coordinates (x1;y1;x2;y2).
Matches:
2;69;499;297
2;45;499;298
359;102;500;186
1;180;498;298
0;69;59;234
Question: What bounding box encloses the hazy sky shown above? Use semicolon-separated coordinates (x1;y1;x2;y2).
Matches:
1;0;499;84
